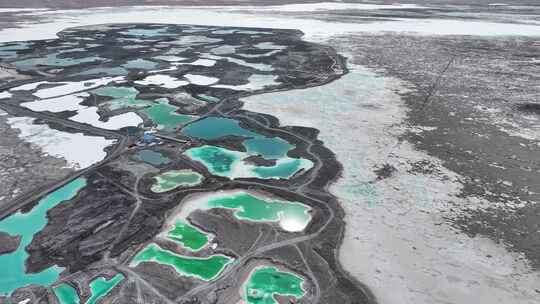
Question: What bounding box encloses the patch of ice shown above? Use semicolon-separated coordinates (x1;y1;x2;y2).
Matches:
201;52;273;71
154;55;188;62
135;74;188;89
21;91;141;130
0;91;12;99
176;58;216;67
214;74;279;91
210;45;238;55
184;74;219;86
7;116;115;169
22;93;88;112
254;42;286;50
10;81;48;91
0;8;47;13
32;76;124;99
71;108;142;130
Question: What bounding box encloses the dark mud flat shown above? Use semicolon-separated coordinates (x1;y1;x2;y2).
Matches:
0;24;373;303
332;33;540;268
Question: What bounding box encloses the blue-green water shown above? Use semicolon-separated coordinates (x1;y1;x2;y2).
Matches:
133;150;171;166
53;283;80;304
87;274;124;304
185;145;242;176
142;99;197;130
78;67;128;76
244;137;293;159
253;158;307;179
0;178;87;295
14;53;102;68
182;117;258;140
184;145;312;180
182;117;293;159
53;274;124;304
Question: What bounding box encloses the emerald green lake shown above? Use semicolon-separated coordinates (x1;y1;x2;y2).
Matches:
134;150;171;166
53;283;79;304
87;274;124;304
167;220;210;251
131;243;233;281
205;191;311;232
244;267;305;304
151;169;203;193
0;178;87;295
53;273;124;304
184;145;241;176
141;99;196;130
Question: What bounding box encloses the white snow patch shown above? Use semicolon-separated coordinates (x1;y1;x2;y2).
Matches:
254;42;286;50
7;116;115;169
22;93;88;112
10;81;47;91
21;92;142;130
184;74;219;86
71;108;142;130
0;91;12;99
0;8;47;13
154;55;188;62
135;74;188;89
213;74;279;91
21;76;124;99
176;58;216;67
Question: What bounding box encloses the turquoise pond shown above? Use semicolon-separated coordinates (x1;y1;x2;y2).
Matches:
184;145;312;180
0;178;87;295
182;117;311;179
243;137;293;159
133;150;171;166
182;117;258;140
77;66;129;76
182;117;293;159
53;274;124;304
141;99;197;130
